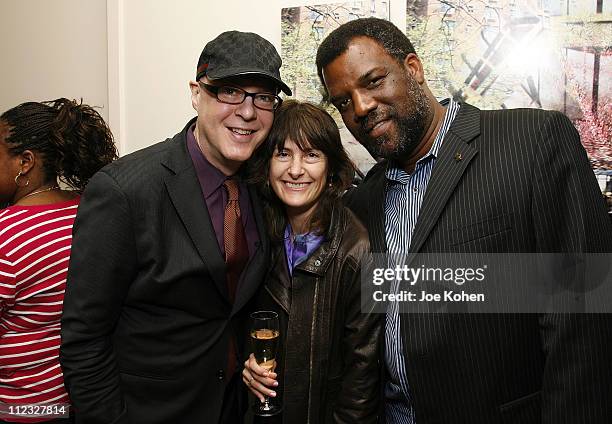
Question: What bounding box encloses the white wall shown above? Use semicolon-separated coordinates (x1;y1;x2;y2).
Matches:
1;0;405;155
116;0;281;153
0;0;108;120
115;0;404;154
0;0;283;155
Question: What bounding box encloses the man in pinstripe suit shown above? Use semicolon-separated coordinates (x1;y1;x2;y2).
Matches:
316;18;612;423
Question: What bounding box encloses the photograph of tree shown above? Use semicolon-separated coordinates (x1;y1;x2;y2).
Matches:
280;0;611;178
281;1;391;173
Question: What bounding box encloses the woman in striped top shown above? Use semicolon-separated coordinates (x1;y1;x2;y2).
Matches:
0;99;117;423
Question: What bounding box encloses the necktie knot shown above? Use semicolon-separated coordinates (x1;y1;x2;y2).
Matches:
224;179;240;202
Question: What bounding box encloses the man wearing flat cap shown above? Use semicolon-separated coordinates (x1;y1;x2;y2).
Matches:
60;31;291;424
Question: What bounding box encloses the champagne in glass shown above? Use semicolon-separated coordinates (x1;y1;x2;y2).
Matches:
250;311;282;416
251;328;279;370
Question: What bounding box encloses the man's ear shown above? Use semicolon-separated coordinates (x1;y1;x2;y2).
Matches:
189;80;200;111
18;150;35;175
403;53;425;85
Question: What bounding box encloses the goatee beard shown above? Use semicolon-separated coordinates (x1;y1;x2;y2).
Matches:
370;78;432;161
371;102;431;161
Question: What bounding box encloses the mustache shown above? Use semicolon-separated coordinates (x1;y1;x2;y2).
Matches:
360;109;393;133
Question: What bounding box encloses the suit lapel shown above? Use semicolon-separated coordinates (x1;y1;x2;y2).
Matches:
232;185;270;314
161;121;229;302
409;104;481;254
367;167;389;253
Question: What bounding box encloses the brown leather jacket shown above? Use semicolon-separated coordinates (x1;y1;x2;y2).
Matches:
255;205;382;423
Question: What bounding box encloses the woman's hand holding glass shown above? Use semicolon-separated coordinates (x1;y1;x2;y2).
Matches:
242;353;279;403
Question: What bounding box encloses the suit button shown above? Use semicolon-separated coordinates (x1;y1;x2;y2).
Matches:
217;369;225;381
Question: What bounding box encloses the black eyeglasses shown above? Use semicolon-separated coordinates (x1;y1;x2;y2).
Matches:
198;81;282;111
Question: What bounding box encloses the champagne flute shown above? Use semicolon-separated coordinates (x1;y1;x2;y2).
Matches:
250;311;282;416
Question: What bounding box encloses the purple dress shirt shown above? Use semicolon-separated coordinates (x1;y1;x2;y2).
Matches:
283;224;325;276
186;124;259;259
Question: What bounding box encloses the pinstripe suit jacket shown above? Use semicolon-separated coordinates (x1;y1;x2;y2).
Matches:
345;104;612;423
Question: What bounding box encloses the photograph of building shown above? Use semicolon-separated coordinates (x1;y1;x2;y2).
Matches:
281;0;611;172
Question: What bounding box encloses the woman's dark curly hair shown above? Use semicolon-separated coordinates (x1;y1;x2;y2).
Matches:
1;98;118;191
249;100;355;242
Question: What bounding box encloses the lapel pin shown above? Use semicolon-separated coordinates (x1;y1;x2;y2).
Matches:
454;152;463;162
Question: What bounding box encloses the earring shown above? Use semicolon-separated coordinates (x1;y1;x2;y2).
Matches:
14;171;30;187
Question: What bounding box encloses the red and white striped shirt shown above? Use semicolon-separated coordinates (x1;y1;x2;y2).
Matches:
0;197;79;423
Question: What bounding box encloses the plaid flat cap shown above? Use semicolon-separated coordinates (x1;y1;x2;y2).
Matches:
196;31;291;96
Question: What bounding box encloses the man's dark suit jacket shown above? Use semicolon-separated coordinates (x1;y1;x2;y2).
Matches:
60;118;270;424
346;104;612;423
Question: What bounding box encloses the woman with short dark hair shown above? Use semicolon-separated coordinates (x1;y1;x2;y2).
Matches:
0;98;117;423
243;100;381;423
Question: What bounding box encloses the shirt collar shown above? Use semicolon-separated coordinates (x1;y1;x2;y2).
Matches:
186;123;237;198
283;223;326;275
283;224;325;245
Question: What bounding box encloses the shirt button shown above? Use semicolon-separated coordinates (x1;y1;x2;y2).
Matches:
217;369;225;381
314;259;321;266
413;187;418;192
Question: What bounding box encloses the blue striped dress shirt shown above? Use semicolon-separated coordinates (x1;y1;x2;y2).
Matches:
384;99;460;423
